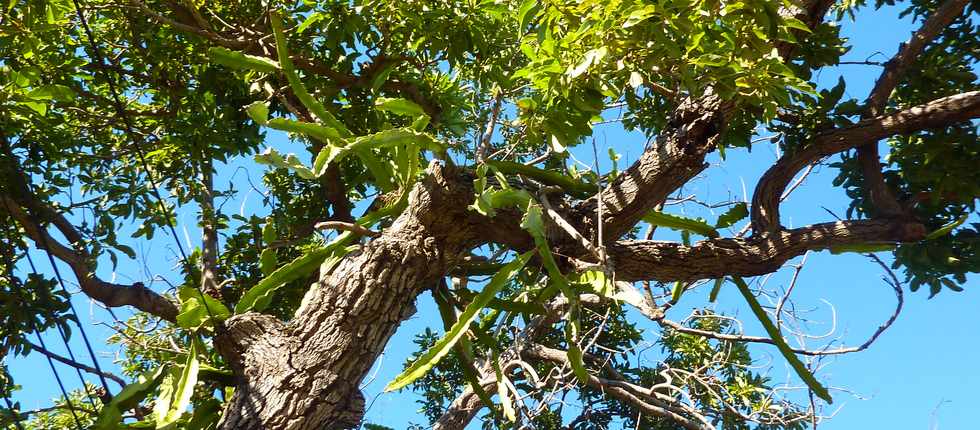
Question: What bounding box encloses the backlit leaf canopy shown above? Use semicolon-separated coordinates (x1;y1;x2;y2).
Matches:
0;0;978;428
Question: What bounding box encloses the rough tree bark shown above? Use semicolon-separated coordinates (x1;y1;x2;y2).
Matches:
215;163;496;429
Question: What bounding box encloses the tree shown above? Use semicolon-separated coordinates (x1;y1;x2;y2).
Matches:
0;0;977;429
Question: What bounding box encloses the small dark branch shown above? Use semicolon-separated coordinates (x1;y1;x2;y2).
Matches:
652;253;905;357
856;0;971;218
128;0;246;49
432;367;495;430
539;190;602;260
0;141;179;321
314;221;380;238
609;219;926;283
751;91;980;232
523;344;709;430
25;341;127;388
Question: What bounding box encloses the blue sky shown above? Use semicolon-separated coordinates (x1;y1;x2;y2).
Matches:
7;3;978;429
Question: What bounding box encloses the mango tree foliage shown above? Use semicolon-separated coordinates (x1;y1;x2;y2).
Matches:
0;0;977;429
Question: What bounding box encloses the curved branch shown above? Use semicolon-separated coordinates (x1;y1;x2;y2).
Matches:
751;91;980;232
608;219;926;282
0;197;179;322
865;0;971;115
856;0;972;217
0;137;180;322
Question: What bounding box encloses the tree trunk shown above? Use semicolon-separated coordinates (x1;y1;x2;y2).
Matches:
216;163;486;429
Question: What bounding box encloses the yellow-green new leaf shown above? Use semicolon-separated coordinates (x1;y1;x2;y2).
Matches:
156;341;200;429
244;101;269;125
643;210;719;238
235;237;355;313
925;214;968;240
270;13;350;136
254;147;316;180
384;251;534;392
313;129;439;175
175;287;230;332
208;47;279;74
493;354;517;422
375;97;427;120
731;276;832;403
92;366;168;430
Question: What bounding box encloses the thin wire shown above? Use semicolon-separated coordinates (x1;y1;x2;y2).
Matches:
22;250;102;408
68;0;218;324
0;257;84;430
32;331;84;430
0;198;101;409
2;395;26;430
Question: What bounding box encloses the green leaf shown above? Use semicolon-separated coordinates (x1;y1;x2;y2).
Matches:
27;84;74;102
92;366;167;430
574;270;613;298
235;238;355;313
924;214;968;240
782;17;813;33
374;97;427;120
829;243;896;254
384;251;533;392
642;211;719;238
254;147;316;180
156;340;201;429
517;0;539;30
623;5;657;28
175;287;231;331
708;277;724;303
567;47;607;78
261;221;277;244
731;276;832;403
245;101;269;125
564;302;589;384
493;353;517;422
270;12;350;136
714;202;748;229
669;281;685;303
295;12;324;33
208;47;279;74
259;248;277;277
431;286;498;410
313;129;439;176
267;118;343;143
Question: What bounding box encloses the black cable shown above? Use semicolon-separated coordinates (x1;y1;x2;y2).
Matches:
21;251;102;409
1;198;101;410
29;233;112;395
32;331;84;430
1;246;84;430
68;0;218;324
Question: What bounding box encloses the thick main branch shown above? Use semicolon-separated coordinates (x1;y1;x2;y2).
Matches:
751;90;980;232
609;219;926;282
